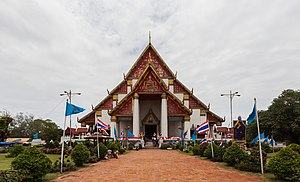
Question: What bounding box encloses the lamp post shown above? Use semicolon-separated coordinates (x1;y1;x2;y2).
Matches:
221;91;240;128
125;125;130;149
60;90;81;146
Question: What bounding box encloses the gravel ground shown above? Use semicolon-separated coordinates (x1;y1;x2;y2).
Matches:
53;149;262;182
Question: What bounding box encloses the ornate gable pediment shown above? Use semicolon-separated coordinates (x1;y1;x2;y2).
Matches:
167;95;190;116
133;65;167;93
114;97;133;116
127;45;173;79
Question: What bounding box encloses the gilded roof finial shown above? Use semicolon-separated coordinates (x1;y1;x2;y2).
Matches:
149;31;151;44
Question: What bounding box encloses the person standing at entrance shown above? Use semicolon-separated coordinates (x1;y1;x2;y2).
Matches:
152;132;157;147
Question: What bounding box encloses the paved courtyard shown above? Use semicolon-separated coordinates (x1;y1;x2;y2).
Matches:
53;149;262;182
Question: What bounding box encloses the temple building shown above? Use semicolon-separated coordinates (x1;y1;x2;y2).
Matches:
78;41;224;140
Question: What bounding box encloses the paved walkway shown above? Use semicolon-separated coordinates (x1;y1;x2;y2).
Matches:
53;150;262;182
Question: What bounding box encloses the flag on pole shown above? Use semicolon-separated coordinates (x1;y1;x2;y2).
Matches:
120;130;124;138
97;119;108;129
191;129;197;142
247;102;257;124
128;131;135;138
114;127;118;141
251;132;265;143
183;130;188;139
270;135;275;146
65;102;85;116
263;136;269;144
200;138;207;144
196;120;209;134
33;133;38;139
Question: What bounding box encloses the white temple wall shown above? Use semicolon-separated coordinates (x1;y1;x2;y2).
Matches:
132;79;137;87
118;94;126;102
174;93;183;102
168;117;183;137
163;79;168;86
190;109;201;127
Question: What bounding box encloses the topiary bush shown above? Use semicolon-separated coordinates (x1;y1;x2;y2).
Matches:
95;142;108;159
199;142;208;157
192;144;200;155
6;145;24;158
160;143;171;149
267;146;300;181
236;147;267;173
286;143;300;154
223;143;248;166
71;144;90;166
0;170;28;182
107;141;119;151
203;143;224;162
11;147;52;181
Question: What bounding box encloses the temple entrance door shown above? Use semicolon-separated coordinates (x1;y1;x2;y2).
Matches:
145;125;157;141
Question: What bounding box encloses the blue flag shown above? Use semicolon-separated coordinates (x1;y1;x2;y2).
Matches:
263;137;269;144
247;102;257;124
65;102;85;116
33;133;38;139
270;135;275;146
128;131;135;138
251;132;265;143
114;127;118;141
191;129;197;142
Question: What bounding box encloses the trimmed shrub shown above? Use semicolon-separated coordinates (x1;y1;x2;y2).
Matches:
86;156;98;163
119;148;126;154
6;145;24;158
286;143;300;154
267;147;300;181
203;143;224;162
11;147;52;181
236;148;267;173
0;170;28;182
107;141;119;151
50;160;77;173
160;143;171;149
199;143;208;157
95;142;108;159
192;144;200;155
71;144;90;166
176;142;181;149
223;143;248;166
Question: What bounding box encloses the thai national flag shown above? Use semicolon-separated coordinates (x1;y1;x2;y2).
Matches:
196;120;209;134
97;118;108;129
200;138;207;144
120;130;124;137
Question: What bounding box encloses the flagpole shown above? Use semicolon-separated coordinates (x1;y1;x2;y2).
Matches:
208;121;214;158
97;120;100;159
255;98;264;174
60;100;68;173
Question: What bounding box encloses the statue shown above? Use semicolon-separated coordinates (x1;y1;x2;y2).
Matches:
234;116;246;140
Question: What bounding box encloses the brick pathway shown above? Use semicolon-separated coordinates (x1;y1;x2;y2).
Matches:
53;150;262;182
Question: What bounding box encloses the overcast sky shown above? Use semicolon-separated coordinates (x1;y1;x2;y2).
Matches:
0;0;299;128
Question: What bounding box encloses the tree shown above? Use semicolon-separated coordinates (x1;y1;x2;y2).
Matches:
9;113;62;141
247;89;300;144
0;116;13;142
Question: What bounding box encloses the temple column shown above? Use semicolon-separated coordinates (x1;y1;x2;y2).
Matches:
161;93;168;137
133;93;140;136
184;115;191;139
110;116;117;139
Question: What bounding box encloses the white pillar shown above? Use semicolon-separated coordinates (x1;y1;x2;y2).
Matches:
133;93;140;136
110;121;116;138
161;93;168;137
184;116;191;139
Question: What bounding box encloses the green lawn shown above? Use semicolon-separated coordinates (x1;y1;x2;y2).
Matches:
0;153;72;170
0;153;13;170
